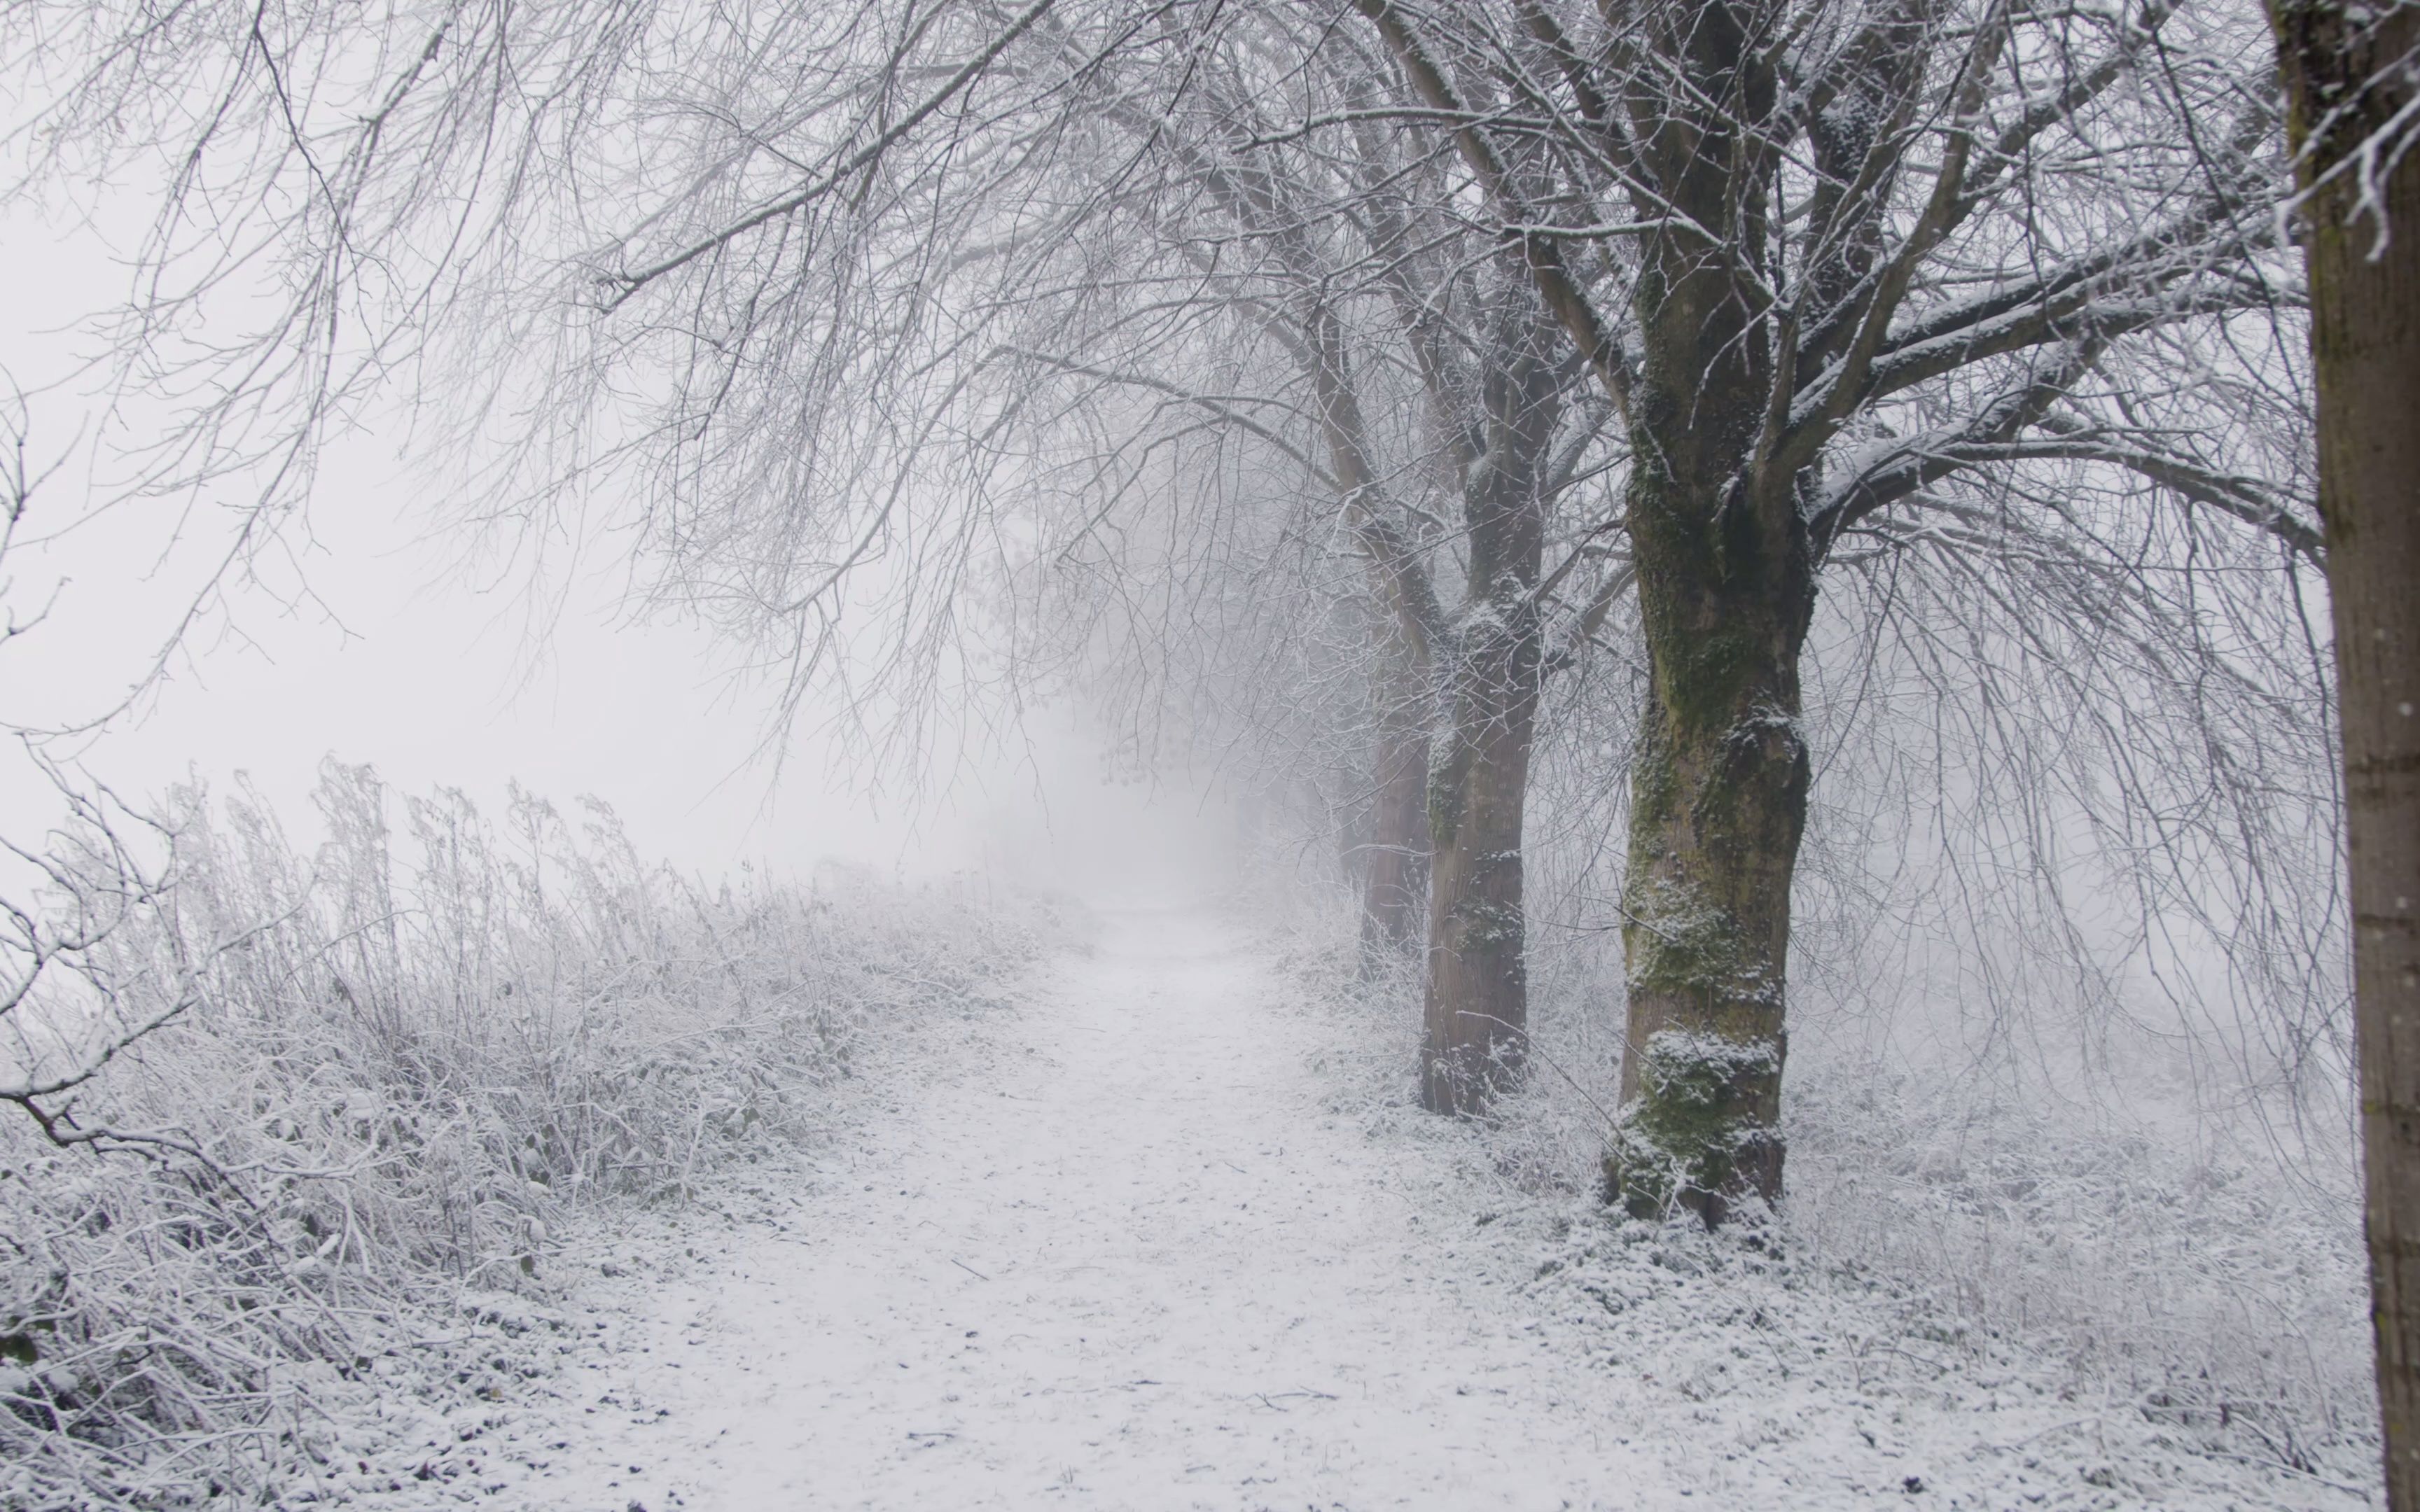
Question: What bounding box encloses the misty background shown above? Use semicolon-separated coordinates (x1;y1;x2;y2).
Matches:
0;197;1242;901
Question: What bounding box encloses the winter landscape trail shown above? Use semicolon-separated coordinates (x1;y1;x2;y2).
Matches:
520;910;2369;1512
543;909;1664;1510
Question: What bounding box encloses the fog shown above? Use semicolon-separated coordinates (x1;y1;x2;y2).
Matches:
0;203;1240;903
3;485;1243;899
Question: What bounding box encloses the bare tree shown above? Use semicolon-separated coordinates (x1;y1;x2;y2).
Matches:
989;25;1637;1106
1340;0;2314;1219
0;393;244;1154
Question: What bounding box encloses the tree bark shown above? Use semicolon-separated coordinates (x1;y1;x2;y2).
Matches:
2271;0;2420;1497
1419;599;1541;1110
1417;307;1561;1115
1602;506;1813;1221
1359;631;1431;974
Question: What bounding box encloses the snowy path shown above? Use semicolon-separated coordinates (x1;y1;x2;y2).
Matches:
509;910;2368;1512
538;909;1664;1510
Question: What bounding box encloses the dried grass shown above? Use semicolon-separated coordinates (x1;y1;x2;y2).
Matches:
0;760;1057;1508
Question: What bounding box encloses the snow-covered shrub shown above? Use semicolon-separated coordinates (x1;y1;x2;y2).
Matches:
1783;1065;2370;1475
1271;900;2374;1485
0;761;1055;1507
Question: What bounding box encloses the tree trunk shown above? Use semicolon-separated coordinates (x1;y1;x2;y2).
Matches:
2272;0;2420;1497
1419;604;1541;1110
1601;523;1812;1222
1597;9;1807;1220
1415;305;1560;1115
1359;635;1431;974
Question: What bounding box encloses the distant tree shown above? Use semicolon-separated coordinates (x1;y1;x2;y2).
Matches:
985;21;1639;1102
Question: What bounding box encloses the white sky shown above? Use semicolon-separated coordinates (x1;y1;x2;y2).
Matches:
0;196;1240;901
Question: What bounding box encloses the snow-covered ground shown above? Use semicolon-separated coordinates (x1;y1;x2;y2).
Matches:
391;909;2372;1510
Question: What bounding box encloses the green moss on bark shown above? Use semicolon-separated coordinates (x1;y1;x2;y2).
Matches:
1603;1030;1783;1223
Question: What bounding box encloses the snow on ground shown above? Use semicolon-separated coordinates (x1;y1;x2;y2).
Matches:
380;909;2372;1511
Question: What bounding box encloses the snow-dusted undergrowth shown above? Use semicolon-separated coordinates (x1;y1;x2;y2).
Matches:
1262;895;2379;1501
0;763;1062;1509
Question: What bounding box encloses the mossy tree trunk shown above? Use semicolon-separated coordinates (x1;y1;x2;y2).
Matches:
1417;307;1562;1115
1592;0;1811;1222
1603;490;1814;1219
2270;0;2420;1498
